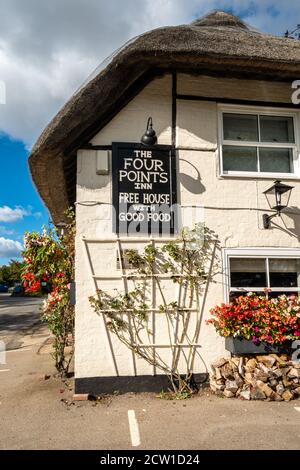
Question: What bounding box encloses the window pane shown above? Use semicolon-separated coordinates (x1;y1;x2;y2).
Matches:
259;148;293;173
229;291;263;301
264;291;298;299
223;113;258;141
230;258;266;287
230;290;299;301
260;116;295;143
269;258;300;288
223;146;257;172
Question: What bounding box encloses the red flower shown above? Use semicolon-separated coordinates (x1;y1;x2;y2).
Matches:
207;293;300;344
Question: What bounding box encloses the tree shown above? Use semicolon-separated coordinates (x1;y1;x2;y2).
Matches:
21;209;75;375
0;260;24;286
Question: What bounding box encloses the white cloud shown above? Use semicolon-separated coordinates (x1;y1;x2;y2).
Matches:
0;226;14;235
0;237;23;258
0;206;27;222
0;0;299;146
0;205;40;223
216;0;300;35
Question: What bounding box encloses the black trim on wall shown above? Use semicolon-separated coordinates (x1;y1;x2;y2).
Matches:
75;373;208;395
172;72;177;149
79;144;113;151
177;94;300;109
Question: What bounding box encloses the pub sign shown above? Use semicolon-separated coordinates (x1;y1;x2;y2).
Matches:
112;143;177;235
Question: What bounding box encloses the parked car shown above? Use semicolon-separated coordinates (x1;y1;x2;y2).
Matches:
40;281;52;294
11;282;24;296
0;284;8;293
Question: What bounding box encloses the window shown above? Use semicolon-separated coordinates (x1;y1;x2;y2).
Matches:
219;106;299;177
223;249;300;301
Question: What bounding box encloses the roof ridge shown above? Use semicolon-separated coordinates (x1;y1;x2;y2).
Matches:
192;10;251;31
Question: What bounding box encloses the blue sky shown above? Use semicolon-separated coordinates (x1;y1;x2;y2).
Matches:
0;0;299;265
0;134;49;264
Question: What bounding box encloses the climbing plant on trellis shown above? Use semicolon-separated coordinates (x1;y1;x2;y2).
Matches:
88;224;220;397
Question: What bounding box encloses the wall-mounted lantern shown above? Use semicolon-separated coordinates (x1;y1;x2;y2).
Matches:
263;180;294;229
141;117;157;146
55;222;67;238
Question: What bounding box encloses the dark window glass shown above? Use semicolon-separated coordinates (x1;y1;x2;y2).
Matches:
223;113;258;141
230;272;267;288
230;258;266;288
269;259;300;288
259;148;293;173
230;291;299;301
269;273;297;288
260;116;295;143
229;291;260;301
268;291;298;298
223;146;257;172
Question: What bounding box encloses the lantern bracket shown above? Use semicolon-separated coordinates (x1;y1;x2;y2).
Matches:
262;212;278;229
262;180;294;230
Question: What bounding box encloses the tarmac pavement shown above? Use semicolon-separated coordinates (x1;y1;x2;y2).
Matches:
0;294;300;450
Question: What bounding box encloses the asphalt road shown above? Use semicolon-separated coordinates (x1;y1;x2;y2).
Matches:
0;294;300;450
0;293;44;350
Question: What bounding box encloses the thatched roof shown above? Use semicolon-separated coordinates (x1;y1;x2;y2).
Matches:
29;10;300;223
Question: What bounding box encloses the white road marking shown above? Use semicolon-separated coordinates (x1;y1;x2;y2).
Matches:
128;410;141;447
295;407;300;413
6;347;32;353
0;369;10;373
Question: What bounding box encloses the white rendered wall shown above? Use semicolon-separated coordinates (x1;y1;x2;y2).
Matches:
75;73;300;380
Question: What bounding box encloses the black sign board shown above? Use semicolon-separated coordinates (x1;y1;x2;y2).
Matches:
112;143;177;235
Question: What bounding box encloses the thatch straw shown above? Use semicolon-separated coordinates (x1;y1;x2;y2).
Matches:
29;11;300;222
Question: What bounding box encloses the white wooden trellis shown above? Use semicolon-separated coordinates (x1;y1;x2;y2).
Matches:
82;235;211;377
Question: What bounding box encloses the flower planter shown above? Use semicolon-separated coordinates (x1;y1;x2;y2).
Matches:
208;293;300;355
225;337;292;355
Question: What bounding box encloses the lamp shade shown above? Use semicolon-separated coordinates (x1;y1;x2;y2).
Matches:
55;222;67;238
141;117;157;146
263;180;294;212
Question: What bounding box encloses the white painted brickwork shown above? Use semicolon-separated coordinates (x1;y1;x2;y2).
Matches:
75;73;300;380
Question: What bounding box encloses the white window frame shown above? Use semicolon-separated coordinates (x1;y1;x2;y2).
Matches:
223;248;300;302
218;104;300;179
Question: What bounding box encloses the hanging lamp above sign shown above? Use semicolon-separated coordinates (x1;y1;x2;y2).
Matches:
141;117;157;146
